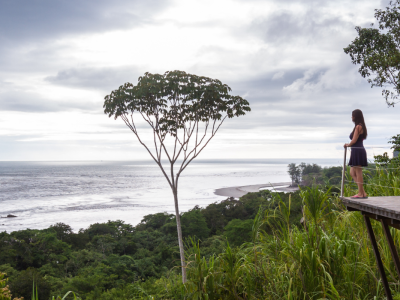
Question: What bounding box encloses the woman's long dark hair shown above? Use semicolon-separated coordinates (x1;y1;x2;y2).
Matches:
352;109;367;139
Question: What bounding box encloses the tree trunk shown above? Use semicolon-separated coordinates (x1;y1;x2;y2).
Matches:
173;187;187;283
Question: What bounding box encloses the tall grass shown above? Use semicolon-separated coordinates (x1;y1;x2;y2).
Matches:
130;167;400;299
0;279;81;300
51;291;80;300
344;164;400;197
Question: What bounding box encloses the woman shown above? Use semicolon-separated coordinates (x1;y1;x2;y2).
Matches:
344;109;368;199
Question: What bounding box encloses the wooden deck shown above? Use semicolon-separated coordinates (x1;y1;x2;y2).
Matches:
341;196;400;221
342;196;400;299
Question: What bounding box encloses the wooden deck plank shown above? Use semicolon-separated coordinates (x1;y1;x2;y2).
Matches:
341;196;400;220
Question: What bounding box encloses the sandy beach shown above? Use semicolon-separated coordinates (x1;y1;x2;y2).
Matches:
214;182;299;198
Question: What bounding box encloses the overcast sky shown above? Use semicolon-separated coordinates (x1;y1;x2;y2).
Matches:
0;0;399;161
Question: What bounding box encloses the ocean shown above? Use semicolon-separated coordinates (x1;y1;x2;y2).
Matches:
0;159;341;232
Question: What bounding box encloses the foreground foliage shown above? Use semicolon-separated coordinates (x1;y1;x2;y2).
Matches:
1;164;400;299
0;187;295;299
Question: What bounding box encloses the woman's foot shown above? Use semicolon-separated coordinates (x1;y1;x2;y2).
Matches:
351;193;368;199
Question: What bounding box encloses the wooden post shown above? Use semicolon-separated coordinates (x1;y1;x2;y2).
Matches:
341;147;347;198
381;220;400;280
364;215;392;299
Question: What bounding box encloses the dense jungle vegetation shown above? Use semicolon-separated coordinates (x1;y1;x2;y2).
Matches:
1;160;400;299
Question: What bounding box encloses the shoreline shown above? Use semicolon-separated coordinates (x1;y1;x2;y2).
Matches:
214;182;299;198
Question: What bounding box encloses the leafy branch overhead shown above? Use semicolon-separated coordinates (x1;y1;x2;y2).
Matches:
344;0;400;106
103;70;250;180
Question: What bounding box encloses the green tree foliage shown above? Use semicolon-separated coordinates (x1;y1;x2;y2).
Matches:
0;229;70;271
389;133;400;151
223;219;253;246
49;223;73;243
344;0;400;106
9;268;51;300
103;70;250;283
299;162;322;176
287;163;300;185
181;207;210;240
288;163;339;186
374;133;400;167
86;223;116;240
299;163;324;186
322;166;342;185
0;190;303;299
137;213;174;231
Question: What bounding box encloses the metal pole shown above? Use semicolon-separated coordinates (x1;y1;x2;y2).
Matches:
341;147;347;198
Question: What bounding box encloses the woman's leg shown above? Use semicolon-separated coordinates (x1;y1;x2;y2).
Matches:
350;166;359;196
350;166;357;183
350;166;356;181
354;166;366;196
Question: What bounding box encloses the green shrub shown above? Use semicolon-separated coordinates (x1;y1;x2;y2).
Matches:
9;269;51;300
223;219;253;247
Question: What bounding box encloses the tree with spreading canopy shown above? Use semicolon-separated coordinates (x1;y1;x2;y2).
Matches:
103;70;250;282
344;0;400;106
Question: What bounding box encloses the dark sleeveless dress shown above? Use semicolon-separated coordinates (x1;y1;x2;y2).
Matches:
348;131;368;167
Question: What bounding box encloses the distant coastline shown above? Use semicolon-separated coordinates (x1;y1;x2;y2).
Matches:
214;182;298;198
0;161;300;232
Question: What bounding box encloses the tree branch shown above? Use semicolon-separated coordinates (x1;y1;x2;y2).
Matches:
177;116;227;179
121;113;173;189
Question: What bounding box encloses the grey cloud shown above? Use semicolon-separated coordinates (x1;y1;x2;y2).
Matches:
219;57;399;134
0;0;168;80
0;0;170;43
244;0;382;48
0;85;97;112
41;61;393;127
249;10;350;44
282;60;362;93
45;66;142;91
0;42;77;76
222;105;347;129
229;69;305;101
228;51;364;106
